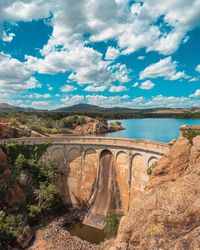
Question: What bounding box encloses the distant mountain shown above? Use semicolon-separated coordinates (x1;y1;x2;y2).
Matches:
0;103;42;112
55;103;200;114
55;103;138;113
1;102;200;114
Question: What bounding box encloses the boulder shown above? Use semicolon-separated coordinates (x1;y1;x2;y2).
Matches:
18;225;33;248
0;148;8;170
0;123;43;139
5;185;26;205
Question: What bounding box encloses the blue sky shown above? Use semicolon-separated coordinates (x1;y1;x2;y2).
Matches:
0;0;200;109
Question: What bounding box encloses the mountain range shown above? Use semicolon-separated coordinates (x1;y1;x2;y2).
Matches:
0;103;200;114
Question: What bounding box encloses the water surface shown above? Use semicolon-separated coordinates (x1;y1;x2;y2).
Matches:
104;118;200;142
69;223;106;244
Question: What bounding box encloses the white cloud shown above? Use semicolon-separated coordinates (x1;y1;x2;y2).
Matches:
140;57;188;80
3;1;51;22
2;31;15;42
26;45;130;85
109;85;128;92
189;77;198;82
60;84;77;92
0;52;40;92
25;77;42;89
132;82;139;87
84;85;107;92
1;0;200;57
28;93;51;99
61;95;85;106
190;89;200;98
86;94;130;107
47;84;53;91
138;56;145;60
31;101;50;109
139;80;155;90
105;47;121;60
196;64;200;73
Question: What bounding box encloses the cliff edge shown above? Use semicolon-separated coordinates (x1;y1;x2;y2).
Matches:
113;136;200;250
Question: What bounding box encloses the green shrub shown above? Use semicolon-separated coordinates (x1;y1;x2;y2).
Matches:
10;118;19;127
0;142;62;247
183;129;200;144
105;210;123;237
147;162;157;176
0;211;23;247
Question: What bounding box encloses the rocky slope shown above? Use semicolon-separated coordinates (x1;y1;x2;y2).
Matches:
113;136;200;250
0;123;43;139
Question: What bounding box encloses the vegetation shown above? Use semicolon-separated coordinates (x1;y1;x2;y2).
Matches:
0;142;61;248
183;129;200;144
147;162;158;176
105;210;123;237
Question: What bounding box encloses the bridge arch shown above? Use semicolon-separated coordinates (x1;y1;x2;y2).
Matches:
130;153;147;203
66;147;82;204
148;156;159;167
115;151;129;212
81;148;98;201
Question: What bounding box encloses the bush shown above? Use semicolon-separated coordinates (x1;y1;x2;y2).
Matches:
0;142;62;247
147;162;157;176
0;211;23;248
105;210;123;237
183;129;200;144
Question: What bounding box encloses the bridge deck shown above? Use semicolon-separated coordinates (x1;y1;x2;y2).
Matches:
0;136;171;155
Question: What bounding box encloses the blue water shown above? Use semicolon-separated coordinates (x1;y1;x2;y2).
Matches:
104;119;200;142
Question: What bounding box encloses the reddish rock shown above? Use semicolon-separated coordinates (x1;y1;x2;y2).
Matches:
114;137;200;250
0;148;8;170
5;185;26;205
18;225;33;248
0;123;43;139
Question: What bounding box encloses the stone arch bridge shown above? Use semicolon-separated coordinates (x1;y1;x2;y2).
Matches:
0;136;171;229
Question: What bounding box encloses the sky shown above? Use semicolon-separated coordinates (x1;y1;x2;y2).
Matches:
0;0;200;110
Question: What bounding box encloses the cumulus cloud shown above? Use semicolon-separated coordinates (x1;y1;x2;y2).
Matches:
60;84;77;92
132;82;139;87
190;89;200;97
140;57;189;80
25;45;130;85
2;31;15;42
0;53;40;92
105;47;121;60
3;0;51;22
109;85;128;92
138;56;145;60
139;80;155;90
86;94;130;107
196;64;200;72
31;101;51;109
28;93;51;99
61;95;85;106
84;85;107;92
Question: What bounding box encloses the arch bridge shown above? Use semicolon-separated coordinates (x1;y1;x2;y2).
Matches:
0;136;171;229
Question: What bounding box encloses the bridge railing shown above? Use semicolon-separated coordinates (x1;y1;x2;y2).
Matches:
0;136;171;154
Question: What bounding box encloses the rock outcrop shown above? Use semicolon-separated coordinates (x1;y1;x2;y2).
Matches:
0;148;26;207
114;136;200;250
0;123;43;139
18;225;33;249
74;116;123;135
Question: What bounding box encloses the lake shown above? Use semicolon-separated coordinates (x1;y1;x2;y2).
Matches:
104;118;200;142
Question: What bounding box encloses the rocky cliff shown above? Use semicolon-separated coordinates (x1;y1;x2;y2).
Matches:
113;136;200;250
